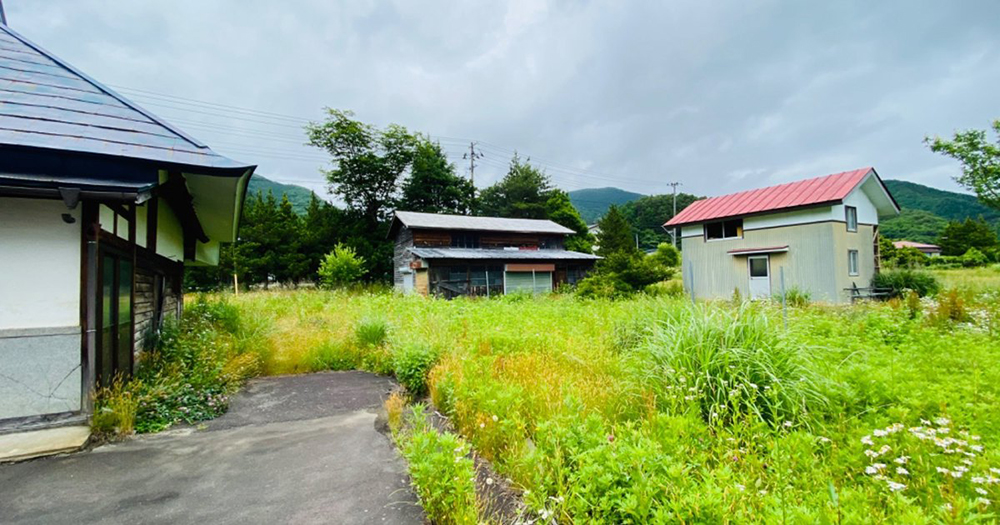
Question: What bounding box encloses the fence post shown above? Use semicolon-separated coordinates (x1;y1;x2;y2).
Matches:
780;266;787;329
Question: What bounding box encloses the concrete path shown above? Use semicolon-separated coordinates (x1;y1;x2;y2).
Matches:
0;372;424;525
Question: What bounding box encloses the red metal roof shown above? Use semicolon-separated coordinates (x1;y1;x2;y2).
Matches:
665;167;873;227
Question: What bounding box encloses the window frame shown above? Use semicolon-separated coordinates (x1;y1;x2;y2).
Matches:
704;218;743;241
848;249;859;276
845;206;858;232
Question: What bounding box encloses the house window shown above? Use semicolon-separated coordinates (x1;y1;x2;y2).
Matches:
705;218;742;240
451;232;480;248
848;249;859;276
845;206;858;232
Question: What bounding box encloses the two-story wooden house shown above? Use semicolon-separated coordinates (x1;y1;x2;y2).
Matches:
389;211;599;297
665;168;899;303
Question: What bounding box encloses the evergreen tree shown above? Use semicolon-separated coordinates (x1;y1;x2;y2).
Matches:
938;217;999;255
477;154;552;218
398;139;476;214
545;189;594;253
596;205;636;257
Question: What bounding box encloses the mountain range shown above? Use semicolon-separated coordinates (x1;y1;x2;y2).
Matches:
246;174;998;244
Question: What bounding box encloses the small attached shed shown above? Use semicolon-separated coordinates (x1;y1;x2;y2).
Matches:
665;168;899;303
0;23;254;429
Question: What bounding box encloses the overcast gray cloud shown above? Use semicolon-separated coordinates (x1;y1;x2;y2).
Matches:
7;0;1000;198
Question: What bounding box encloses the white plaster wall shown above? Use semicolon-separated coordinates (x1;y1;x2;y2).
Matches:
156;197;185;262
0;197;81;330
743;205;837;231
834;186;880;226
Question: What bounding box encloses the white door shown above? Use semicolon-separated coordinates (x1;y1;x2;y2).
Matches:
400;270;414;294
747;255;770;299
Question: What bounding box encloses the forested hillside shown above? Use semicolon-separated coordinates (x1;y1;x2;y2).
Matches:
568;187;643;223
247;175;317;214
880;180;999;242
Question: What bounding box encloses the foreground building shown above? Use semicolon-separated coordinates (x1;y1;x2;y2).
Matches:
0;23;254;428
389;211;599;297
665;168;899;303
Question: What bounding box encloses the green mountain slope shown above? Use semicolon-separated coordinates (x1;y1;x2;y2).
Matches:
880;180;999;243
247;175;318;214
568;187;644;223
883;180;999;224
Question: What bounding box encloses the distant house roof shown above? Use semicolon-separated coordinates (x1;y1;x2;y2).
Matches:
409;247;599;260
390;211;574;236
893;240;941;251
0;24;251;175
665;167;899;227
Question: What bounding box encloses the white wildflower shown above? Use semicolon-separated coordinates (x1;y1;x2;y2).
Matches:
759;489;768;496
937;467;951;475
962;459;974;466
479;422;485;428
972;477;986;484
486;477;494;486
817;436;831;443
865;466;879;475
972;445;984;452
920;419;932;426
735;483;745;491
977;497;991;506
897;467;909;475
976;487;988;496
886;480;906;492
861;435;874;446
935;417;951;426
873;429;888;437
894;456;909;464
491;415;498;422
951;470;964;479
879;445;892;456
942;502;953;511
865;449;879;459
992;468;1000;475
783;421;793;428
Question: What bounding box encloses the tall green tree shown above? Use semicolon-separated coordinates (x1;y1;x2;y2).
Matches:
477;154;553;219
596;205;636;257
926;119;1000;210
938;217;999;256
398;139;476;214
305;109;417;225
545;189;594;253
619;193;700;250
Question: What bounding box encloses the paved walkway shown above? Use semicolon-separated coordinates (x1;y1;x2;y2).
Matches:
0;372;423;525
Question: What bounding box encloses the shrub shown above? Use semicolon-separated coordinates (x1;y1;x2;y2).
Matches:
784;286;811;307
355;318;389;348
631;303;829;427
577;251;674;298
930;290;970;324
394;343;439;396
384;390;406;435
645;280;684;297
650;242;681;267
318;243;365;288
92;375;140;438
399;405;478;525
960;247;989;267
306;340;360;371
871;269;940;298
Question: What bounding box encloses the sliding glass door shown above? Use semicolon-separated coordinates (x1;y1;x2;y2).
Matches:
98;250;133;386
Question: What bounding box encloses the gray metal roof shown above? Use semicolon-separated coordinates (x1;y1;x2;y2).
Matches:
410;247;600;260
394;211;574;235
0;24;250;172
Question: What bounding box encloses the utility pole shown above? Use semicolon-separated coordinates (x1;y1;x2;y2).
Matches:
668;182;681;247
462;142;484;187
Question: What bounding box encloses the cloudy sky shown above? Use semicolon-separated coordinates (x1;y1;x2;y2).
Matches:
6;0;999;199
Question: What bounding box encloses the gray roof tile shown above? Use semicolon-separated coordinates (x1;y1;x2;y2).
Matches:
0;24;251;172
410;247;599;260
395;211;574;235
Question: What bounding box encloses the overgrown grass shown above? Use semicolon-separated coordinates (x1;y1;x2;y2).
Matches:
166;268;1000;522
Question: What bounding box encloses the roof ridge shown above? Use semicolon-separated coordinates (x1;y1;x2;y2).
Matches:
0;24;208;150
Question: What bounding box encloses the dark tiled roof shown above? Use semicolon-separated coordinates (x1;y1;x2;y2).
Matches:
410;247;599;260
394;211;574;235
0;24;250;172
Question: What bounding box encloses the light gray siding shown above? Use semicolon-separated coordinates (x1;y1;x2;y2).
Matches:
392;225;415;289
683;221;877;304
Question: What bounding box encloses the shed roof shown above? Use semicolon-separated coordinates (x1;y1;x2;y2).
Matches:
391;211;574;236
665;167;898;227
0;24;250;173
893;240;941;251
409;247;599;260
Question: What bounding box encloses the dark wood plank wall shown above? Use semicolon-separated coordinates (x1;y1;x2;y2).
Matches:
412;229;556;248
